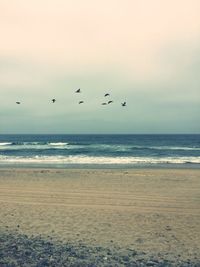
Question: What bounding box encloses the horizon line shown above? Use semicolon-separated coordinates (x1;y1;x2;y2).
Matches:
0;133;199;135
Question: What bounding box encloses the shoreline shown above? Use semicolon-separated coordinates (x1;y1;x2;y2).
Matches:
0;163;200;169
0;168;200;265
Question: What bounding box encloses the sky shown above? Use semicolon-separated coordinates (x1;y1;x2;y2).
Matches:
0;0;200;134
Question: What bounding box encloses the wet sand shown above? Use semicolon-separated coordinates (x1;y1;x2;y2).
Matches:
0;168;199;266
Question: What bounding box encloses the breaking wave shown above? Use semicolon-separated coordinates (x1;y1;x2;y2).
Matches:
0;155;199;165
0;135;199;167
0;142;200;152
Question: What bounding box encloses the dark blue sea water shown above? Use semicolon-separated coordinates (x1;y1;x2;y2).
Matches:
0;134;200;168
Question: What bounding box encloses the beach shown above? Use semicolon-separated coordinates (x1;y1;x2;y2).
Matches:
0;168;200;266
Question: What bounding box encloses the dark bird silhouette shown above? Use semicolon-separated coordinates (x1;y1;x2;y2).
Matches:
104;93;110;97
108;100;113;104
79;101;84;104
121;102;126;107
75;88;81;93
16;102;21;105
52;99;56;103
101;102;107;105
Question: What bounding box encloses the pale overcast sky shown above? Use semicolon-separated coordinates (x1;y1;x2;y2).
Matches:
0;0;200;134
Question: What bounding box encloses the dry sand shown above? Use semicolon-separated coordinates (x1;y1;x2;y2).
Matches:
0;168;200;263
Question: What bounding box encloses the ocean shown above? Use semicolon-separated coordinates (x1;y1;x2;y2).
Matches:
0;134;200;168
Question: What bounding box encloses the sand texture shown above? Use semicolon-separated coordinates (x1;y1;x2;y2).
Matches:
0;168;200;266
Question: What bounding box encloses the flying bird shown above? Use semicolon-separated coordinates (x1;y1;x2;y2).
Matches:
16;102;21;105
52;99;56;103
79;101;84;104
121;102;126;107
101;103;107;105
108;101;113;104
104;93;110;97
75;88;81;93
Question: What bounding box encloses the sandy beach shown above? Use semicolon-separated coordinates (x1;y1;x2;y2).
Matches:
0;168;200;266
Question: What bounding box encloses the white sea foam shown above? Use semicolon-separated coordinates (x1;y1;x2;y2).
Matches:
0;141;199;152
0;155;199;165
0;142;83;150
146;146;200;151
89;144;130;152
0;142;12;146
89;144;200;151
49;142;69;146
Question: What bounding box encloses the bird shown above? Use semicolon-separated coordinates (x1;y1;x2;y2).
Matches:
108;100;113;104
79;101;84;104
52;99;56;103
104;93;110;97
75;88;81;93
101;102;107;105
121;102;126;107
16;101;21;104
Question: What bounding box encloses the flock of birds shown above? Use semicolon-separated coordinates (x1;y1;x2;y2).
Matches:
16;89;127;107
